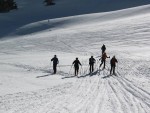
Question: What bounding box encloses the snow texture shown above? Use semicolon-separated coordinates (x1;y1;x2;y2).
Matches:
0;0;150;38
0;0;150;113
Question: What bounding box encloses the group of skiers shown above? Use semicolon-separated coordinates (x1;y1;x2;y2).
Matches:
51;44;118;76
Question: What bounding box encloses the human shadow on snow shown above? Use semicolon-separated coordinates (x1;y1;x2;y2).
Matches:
62;70;99;79
37;70;69;78
102;73;117;79
79;70;98;78
61;75;77;79
36;73;53;78
89;70;98;77
102;74;112;79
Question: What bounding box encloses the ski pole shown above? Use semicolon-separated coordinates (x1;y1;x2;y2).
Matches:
68;65;73;76
87;65;90;74
94;63;96;72
50;61;52;73
80;65;82;75
106;65;110;75
106;65;110;71
50;61;52;68
117;63;119;72
58;64;61;72
96;59;99;70
81;65;83;75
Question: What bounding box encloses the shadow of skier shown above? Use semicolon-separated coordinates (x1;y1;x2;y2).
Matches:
36;73;53;78
62;75;76;79
102;74;112;79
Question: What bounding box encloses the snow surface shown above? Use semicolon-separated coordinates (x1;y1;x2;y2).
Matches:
0;0;150;38
0;1;150;113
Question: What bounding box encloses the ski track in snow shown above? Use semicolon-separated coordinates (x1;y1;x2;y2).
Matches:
0;60;150;113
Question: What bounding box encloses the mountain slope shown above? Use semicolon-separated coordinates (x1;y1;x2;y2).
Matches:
0;4;150;113
0;0;150;38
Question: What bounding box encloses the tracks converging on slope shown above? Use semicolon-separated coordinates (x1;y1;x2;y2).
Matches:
0;59;150;113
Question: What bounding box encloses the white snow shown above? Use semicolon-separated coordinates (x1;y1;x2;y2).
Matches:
0;0;150;38
0;1;150;113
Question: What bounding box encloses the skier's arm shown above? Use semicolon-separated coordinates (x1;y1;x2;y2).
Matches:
57;59;59;64
72;61;75;65
79;61;82;66
116;59;118;63
51;58;53;61
94;58;96;63
106;55;110;58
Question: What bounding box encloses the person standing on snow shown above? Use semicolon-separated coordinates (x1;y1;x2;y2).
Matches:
72;58;82;76
101;44;106;55
51;55;59;74
110;56;118;75
99;52;110;69
89;56;96;73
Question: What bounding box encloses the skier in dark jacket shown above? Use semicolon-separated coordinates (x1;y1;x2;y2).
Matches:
110;56;118;75
89;56;96;73
51;55;59;74
101;44;106;55
99;52;110;69
72;58;82;76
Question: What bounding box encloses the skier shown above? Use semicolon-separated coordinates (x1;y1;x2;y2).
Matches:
99;52;110;69
110;56;118;75
72;57;82;76
101;44;106;55
51;55;59;74
89;56;96;73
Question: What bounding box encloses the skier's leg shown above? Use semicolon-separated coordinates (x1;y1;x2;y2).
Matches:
100;60;103;68
53;65;55;74
56;64;57;73
113;66;115;75
104;60;106;69
77;68;79;76
90;65;92;73
92;64;94;72
54;65;57;74
74;67;76;76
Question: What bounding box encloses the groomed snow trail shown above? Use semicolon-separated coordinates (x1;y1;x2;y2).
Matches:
0;60;150;113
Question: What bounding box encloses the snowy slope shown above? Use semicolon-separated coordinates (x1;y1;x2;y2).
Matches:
0;0;150;38
0;3;150;113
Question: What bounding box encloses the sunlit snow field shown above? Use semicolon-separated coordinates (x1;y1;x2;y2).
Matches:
0;3;150;113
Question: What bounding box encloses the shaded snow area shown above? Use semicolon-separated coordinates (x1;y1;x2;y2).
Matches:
0;0;150;38
0;4;150;113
